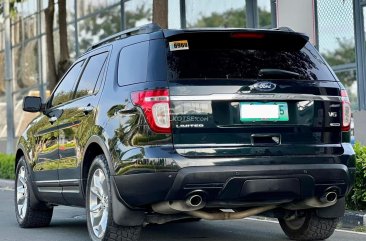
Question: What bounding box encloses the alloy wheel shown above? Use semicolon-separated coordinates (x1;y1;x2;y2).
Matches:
16;166;28;219
89;168;109;239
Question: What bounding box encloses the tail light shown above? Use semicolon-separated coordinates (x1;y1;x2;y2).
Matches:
131;89;171;134
341;90;351;131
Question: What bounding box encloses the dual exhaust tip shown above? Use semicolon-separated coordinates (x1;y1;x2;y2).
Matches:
186;191;338;207
186;194;204;207
152;190;339;218
320;191;337;203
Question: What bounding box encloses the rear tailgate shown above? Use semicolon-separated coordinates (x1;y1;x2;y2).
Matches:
165;30;343;157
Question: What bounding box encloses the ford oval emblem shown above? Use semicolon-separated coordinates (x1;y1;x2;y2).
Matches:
253;82;276;92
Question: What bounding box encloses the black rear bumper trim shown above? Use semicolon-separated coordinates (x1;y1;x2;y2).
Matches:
114;164;353;207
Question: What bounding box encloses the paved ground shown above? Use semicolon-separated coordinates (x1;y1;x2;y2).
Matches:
1;189;365;241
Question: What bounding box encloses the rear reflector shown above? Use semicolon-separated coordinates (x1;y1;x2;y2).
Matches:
131;89;171;134
341;90;351;132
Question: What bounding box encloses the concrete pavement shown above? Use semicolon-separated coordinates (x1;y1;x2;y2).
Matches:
0;178;13;189
1;188;365;241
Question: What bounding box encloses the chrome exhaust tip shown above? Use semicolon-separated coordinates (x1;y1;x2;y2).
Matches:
152;192;206;214
320;191;337;203
186;194;203;207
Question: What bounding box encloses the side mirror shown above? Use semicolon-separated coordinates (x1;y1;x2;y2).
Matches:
23;96;43;112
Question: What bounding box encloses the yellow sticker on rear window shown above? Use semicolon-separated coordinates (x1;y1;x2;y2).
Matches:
169;40;189;51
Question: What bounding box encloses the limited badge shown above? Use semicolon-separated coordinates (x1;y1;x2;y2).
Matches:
169;40;189;51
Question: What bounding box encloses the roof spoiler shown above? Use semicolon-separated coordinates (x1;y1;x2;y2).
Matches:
164;27;310;51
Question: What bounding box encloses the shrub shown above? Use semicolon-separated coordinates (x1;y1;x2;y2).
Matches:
346;143;366;210
0;153;15;180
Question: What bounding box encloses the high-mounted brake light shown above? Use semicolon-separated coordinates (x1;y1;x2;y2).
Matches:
341;90;351;132
131;89;171;134
231;33;265;39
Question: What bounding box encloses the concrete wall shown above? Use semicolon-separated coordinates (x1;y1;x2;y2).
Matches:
354;111;366;145
0;138;8;153
277;0;317;45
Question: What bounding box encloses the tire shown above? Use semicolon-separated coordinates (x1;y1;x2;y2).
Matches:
86;154;141;241
279;210;339;241
15;156;53;228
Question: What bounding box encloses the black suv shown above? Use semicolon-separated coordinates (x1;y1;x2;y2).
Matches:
16;24;355;241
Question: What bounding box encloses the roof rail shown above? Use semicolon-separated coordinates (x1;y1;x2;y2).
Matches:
89;23;162;50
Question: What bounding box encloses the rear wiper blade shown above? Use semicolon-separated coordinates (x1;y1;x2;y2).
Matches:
258;68;300;79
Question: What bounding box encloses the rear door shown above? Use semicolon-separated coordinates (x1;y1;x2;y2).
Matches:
166;31;343;157
57;50;109;204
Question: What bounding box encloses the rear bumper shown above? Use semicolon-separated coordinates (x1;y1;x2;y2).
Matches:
113;143;355;207
113;163;355;207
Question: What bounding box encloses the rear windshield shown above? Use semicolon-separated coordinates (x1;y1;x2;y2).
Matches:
167;41;335;81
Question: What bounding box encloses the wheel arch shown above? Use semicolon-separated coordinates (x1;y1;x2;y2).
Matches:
81;135;115;194
82;135;145;226
15;148;24;169
15;143;47;209
15;142;31;174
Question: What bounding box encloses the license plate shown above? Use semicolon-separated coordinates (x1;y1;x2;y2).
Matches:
240;102;289;122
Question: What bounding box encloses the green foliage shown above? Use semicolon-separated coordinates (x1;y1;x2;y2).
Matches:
258;8;272;28
322;39;356;88
323;39;355;66
353;226;366;233
126;5;152;29
79;4;151;52
346;143;366;211
0;0;22;17
190;7;271;28
0;153;15;180
322;39;357;109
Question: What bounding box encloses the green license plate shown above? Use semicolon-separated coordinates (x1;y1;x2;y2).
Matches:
240;102;289;122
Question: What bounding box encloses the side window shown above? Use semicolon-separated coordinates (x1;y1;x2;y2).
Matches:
51;61;84;107
94;58;107;94
118;41;149;86
74;52;108;99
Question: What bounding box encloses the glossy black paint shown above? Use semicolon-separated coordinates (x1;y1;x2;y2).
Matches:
17;28;355;216
169;81;344;157
23;96;43;112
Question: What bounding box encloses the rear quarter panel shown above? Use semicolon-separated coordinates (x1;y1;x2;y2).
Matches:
96;39;173;176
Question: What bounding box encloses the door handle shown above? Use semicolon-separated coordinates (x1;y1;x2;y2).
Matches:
49;116;58;124
79;105;94;115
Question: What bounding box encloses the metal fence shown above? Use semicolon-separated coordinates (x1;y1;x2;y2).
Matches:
317;0;357;109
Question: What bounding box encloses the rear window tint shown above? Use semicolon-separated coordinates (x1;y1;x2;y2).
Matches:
167;42;335;81
118;41;149;86
148;39;168;81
